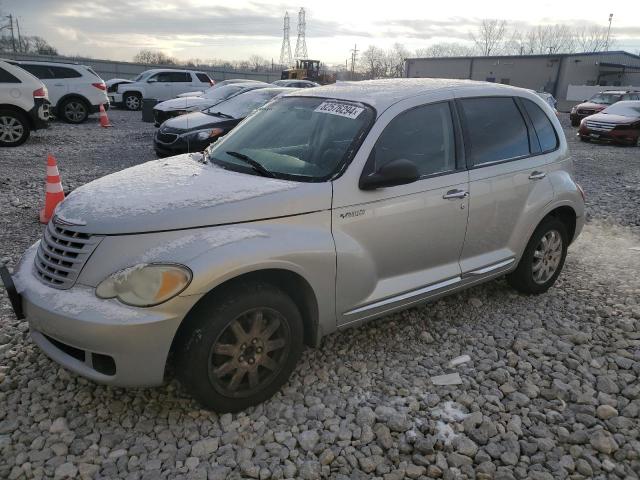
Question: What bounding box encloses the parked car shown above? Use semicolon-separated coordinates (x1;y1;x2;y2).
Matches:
153;82;270;126
8;60;108;124
105;78;133;96
113;69;214;110
570;90;640;126
4;79;585;412
272;79;320;88
578;100;640;146
533;91;558;115
0;59;50;146
154;87;292;156
176;79;264;98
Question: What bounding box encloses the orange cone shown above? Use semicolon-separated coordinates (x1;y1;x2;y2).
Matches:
99;104;112;128
40;155;65;224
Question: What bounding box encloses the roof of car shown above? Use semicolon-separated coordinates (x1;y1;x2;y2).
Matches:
289;78;529;113
13;60;85;68
142;68;205;74
597;90;640;94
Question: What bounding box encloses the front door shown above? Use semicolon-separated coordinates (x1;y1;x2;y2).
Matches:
332;98;469;325
146;72;173;101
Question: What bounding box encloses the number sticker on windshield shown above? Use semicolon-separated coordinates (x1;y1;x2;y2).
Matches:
314;101;364;119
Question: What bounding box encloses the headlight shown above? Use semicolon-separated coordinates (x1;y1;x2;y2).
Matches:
96;264;192;307
192;128;224;141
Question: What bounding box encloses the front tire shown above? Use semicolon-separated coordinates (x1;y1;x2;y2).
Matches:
60;98;89;123
177;282;304;412
571;119;580;127
507;217;568;294
123;92;142;111
0;109;30;147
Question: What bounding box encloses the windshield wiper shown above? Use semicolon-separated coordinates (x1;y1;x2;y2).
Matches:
207;110;234;119
225;151;274;178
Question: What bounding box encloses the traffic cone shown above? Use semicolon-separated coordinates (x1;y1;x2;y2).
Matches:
40;155;65;224
99;104;112;128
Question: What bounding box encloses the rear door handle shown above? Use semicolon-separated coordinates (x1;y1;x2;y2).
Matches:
443;189;469;200
529;171;546;180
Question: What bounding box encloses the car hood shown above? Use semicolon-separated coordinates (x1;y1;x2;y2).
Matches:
155;97;219;111
54;154;331;235
583;112;639;124
576;102;608;110
163;111;237;131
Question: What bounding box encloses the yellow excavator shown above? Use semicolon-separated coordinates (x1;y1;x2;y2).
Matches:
281;59;335;85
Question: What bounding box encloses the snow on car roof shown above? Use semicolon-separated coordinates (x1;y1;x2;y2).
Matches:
288;78;526;115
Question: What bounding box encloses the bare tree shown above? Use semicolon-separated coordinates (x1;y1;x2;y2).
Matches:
359;45;386;79
574;25;611;52
470;19;508;55
415;42;475;57
387;43;410;77
133;49;176;65
248;55;269;71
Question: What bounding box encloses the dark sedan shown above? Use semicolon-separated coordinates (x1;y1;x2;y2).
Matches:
154;87;294;157
578;101;640;146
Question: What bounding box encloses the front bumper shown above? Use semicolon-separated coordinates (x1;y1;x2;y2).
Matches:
153;131;212;157
9;244;201;387
578;127;639;145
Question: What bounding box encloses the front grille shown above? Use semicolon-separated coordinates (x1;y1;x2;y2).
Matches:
34;221;102;289
585;120;617;132
156;130;179;144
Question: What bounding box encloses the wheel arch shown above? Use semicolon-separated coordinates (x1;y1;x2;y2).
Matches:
56;93;92;110
169;267;320;364
544;205;577;244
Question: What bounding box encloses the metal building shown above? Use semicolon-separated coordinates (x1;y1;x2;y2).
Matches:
404;51;640;111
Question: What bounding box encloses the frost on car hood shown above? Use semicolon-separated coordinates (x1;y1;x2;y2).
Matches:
155;97;216;111
55;153;330;235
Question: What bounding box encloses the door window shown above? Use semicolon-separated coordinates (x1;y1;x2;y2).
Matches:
50;66;82;79
152;72;189;82
521;99;558;153
371;102;456;177
459;97;530;165
196;73;211;83
19;64;55;79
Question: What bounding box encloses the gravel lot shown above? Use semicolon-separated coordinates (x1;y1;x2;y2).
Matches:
0;110;639;480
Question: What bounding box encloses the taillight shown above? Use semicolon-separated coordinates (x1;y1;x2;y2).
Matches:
209;79;215;86
92;82;107;90
33;87;46;98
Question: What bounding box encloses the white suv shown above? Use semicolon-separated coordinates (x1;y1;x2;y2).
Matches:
0;60;50;146
9;60;108;124
113;69;213;111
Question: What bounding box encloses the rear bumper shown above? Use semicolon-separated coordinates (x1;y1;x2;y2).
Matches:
28;98;50;130
12;244;201;387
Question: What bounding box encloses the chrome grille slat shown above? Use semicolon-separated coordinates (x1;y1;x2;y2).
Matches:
34;221;102;289
585;120;616;132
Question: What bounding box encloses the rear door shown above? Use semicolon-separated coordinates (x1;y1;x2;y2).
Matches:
169;71;197;97
456;96;556;275
332;95;469;324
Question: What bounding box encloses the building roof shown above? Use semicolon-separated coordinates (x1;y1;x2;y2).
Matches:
405;50;640;62
289;78;526;113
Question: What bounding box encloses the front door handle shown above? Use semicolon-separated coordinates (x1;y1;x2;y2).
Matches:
529;171;546;180
443;189;469;200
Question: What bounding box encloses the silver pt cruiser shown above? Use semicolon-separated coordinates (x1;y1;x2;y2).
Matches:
3;79;585;411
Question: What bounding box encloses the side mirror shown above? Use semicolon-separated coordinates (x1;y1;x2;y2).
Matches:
359;158;420;190
147;78;158;83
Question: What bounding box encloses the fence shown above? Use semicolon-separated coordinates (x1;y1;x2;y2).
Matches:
1;52;283;83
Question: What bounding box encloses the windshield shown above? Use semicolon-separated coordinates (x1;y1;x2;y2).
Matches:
205;89;282;119
202;84;245;102
207;96;374;182
133;71;152;82
589;93;622;105
602;102;640;117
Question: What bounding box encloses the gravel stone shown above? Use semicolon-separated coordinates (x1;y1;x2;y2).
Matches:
596;404;618;420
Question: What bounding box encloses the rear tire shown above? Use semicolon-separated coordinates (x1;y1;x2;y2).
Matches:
59;98;89;123
571;119;579;127
0;109;30;147
123;92;142;111
507;217;568;295
177;282;304;412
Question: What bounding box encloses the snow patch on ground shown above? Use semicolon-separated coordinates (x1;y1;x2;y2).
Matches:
14;244;143;321
141;227;267;262
433;401;469;423
56;155;297;223
435;421;457;445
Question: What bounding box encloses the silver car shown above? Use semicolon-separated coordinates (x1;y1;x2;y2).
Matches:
4;79;585;411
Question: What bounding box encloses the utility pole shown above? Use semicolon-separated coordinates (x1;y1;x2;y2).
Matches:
350;44;358;80
16;18;22;52
7;14;17;54
605;13;613;51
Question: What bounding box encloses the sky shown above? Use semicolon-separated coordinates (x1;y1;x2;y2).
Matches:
4;0;640;65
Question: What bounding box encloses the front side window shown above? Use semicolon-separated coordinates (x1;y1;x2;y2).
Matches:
522;99;558;153
207;96;374;182
459;97;530;165
371;102;456;177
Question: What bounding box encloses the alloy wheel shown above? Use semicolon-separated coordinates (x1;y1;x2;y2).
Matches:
64;101;87;122
0;115;24;143
126;96;141;110
532;229;563;284
208;308;291;398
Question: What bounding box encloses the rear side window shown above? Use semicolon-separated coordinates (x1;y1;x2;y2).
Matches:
521;99;558;153
459;97;530;165
372;102;456;177
0;67;20;83
196;73;211;83
50;66;82;79
20;64;55;79
85;67;101;79
168;72;190;82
